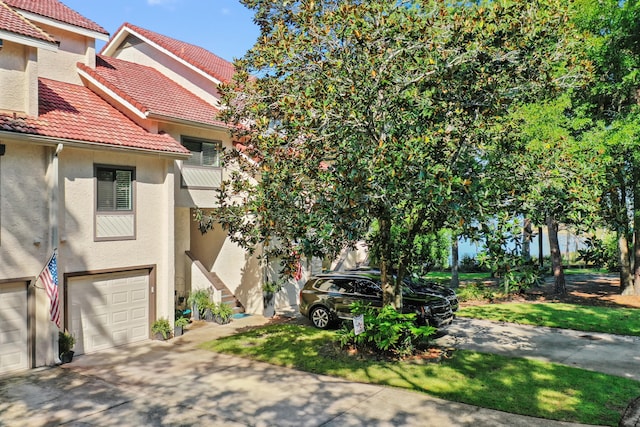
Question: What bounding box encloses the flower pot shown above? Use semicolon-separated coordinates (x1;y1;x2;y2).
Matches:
204;308;214;322
215;315;230;325
174;326;184;337
154;332;167;340
263;291;275;318
60;350;74;364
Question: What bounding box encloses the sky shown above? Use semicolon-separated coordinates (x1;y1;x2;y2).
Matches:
61;0;260;62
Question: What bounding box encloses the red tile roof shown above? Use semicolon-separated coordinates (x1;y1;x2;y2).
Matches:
0;0;56;43
0;78;189;155
115;23;235;84
3;0;107;35
79;55;228;129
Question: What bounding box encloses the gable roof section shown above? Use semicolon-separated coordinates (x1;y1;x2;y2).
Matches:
3;0;108;38
0;78;189;156
0;0;57;49
78;55;228;129
103;23;235;85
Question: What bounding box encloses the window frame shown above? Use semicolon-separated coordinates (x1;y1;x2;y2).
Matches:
181;136;222;168
94;164;136;241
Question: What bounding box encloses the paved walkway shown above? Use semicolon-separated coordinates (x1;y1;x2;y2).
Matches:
0;315;635;427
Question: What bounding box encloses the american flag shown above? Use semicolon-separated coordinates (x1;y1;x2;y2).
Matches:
39;252;60;329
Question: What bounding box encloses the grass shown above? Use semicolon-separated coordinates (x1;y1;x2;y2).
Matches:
458;303;640;336
201;323;639;426
426;267;610;283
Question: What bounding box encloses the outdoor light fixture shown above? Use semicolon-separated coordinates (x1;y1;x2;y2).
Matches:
0;144;5;156
0;39;3;51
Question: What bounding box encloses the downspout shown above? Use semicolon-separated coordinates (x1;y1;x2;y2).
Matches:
50;143;63;364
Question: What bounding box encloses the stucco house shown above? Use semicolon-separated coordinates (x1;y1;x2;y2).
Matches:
0;0;279;376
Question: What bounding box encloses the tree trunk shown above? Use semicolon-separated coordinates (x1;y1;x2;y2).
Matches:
632;164;640;295
619;231;634;295
378;213;401;308
451;236;459;289
538;226;544;269
546;215;566;295
522;218;532;262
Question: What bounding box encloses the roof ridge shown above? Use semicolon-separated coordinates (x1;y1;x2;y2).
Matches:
120;22;236;84
3;0;108;35
0;0;57;43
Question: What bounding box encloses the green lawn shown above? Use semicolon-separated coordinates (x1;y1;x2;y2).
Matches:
458;302;640;336
201;322;639;426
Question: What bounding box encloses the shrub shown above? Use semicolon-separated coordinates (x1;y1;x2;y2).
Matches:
456;282;496;302
336;302;436;358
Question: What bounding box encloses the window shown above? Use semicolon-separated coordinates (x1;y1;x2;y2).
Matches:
95;165;135;240
182;137;221;167
97;167;133;211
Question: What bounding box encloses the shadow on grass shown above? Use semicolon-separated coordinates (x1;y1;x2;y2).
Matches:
458;302;640;336
204;323;640;426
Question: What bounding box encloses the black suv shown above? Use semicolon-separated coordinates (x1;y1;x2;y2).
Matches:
299;271;456;329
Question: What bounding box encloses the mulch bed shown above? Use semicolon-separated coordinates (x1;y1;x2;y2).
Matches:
461;273;640;309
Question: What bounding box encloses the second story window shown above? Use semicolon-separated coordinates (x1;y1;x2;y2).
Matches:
95;165;135;241
97;167;133;211
182;137;221;168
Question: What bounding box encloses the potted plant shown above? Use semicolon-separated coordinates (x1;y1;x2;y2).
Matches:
58;330;75;364
151;317;172;340
214;302;233;325
262;281;281;318
187;289;211;321
174;317;189;337
203;300;216;322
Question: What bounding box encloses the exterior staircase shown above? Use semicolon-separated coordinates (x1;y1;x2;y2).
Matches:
185;251;245;314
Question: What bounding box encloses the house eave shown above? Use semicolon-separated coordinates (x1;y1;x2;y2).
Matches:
15;10;109;41
103;26;222;86
0;30;58;51
0;130;190;160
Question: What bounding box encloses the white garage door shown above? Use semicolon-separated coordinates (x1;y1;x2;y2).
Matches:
0;282;28;375
68;271;149;355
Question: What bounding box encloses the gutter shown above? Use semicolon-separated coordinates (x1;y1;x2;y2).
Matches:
0;130;190;160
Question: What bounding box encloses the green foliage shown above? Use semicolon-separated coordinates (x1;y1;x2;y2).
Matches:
213;302;234;324
151;317;172;340
58;331;75;355
456;282;497;303
577;234;620;272
187;289;211;317
336;302;435;358
473;217;544;294
368;224;450;275
208;0;584;307
175;317;189;328
459;255;486;273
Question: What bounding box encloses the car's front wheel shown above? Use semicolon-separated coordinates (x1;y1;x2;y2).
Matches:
310;306;332;329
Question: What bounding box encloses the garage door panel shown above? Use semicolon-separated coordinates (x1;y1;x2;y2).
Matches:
112;310;129;325
69;271;149;355
0;283;28;375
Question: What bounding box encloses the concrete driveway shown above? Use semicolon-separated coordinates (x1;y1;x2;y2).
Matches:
0;316;618;427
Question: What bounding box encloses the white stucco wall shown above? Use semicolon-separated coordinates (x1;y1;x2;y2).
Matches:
0;41;30;113
0;140;51;279
59;146;176;323
37;24;95;85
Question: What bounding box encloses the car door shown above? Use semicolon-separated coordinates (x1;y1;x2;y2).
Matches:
329;278;358;319
353;279;383;311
